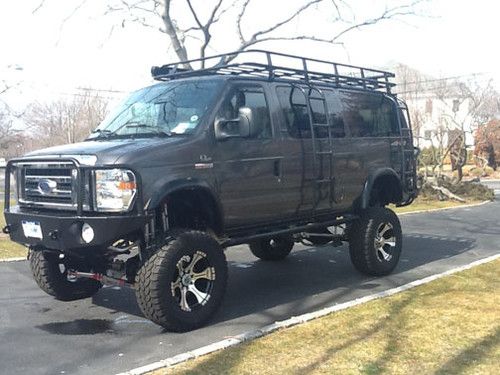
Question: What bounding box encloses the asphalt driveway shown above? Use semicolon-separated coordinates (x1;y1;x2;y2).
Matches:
0;188;499;375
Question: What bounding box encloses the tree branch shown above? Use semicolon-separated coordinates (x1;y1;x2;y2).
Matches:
330;1;424;43
186;0;204;30
237;0;251;44
56;0;88;46
162;0;192;68
247;0;322;42
32;0;46;14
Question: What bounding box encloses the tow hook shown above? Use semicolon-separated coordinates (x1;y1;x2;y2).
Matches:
2;225;11;235
67;270;133;288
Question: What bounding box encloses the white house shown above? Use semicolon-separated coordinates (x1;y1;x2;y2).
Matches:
400;92;475;150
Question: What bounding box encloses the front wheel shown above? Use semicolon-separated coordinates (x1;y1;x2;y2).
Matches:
348;207;402;276
29;250;102;301
135;231;227;332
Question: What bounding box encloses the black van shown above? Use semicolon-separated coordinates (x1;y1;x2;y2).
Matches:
3;50;418;331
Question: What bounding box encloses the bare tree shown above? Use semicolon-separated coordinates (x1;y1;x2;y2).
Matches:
50;0;425;68
0;80;24;157
394;64;500;182
433;79;500;181
0;112;19;153
394;63;434;149
475;119;500;171
25;91;109;148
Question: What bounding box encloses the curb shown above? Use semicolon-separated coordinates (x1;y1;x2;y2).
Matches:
0;256;26;262
117;252;500;375
397;200;491;216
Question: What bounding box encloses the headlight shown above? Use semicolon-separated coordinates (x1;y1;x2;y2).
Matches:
94;169;136;212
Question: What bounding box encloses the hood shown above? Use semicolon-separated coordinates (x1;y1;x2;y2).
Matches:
25;138;180;165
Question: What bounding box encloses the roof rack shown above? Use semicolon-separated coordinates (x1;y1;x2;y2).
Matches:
151;49;396;93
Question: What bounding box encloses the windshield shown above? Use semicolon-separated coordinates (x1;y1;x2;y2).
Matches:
88;79;222;139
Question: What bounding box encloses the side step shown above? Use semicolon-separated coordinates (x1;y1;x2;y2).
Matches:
221;215;358;247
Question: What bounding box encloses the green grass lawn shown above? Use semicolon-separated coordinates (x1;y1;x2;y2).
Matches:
160;259;500;375
0;201;27;259
392;197;484;214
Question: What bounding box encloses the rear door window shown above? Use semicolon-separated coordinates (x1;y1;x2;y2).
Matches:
340;91;399;137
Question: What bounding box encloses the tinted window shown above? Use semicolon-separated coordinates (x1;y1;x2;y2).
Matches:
276;86;312;138
277;86;347;139
324;90;346;138
340;91;398;137
309;91;329;138
218;86;272;139
398;108;409;129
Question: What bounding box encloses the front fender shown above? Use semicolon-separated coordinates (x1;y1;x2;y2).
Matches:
145;178;221;211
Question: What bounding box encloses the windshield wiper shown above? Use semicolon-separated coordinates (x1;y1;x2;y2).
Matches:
125;123;172;137
90;129;112;139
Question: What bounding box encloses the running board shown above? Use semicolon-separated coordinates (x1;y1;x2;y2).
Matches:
221;215;357;247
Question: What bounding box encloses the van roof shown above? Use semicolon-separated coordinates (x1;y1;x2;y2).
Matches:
151;50;396;94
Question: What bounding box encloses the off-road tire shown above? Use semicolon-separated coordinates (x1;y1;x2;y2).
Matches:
29;250;102;301
135;231;227;332
348;207;402;276
249;235;294;261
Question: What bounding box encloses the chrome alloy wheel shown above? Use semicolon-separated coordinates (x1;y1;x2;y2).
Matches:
171;251;216;312
374;222;396;262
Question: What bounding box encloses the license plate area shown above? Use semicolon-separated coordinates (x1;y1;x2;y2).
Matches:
21;220;43;239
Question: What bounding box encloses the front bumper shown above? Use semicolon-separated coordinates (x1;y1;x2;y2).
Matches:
3;207;146;251
3;157;148;252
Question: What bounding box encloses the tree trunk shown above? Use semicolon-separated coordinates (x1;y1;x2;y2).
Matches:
457;166;463;182
161;1;192;69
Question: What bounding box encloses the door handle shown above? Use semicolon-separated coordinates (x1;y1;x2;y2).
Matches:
273;159;282;181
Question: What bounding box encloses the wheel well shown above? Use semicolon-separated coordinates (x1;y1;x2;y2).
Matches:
369;174;402;206
159;188;223;235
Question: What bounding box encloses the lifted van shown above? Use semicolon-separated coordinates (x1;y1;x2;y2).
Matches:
3;50;418;331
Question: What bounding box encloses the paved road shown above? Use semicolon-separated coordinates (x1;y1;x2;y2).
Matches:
1;189;499;375
484;179;500;194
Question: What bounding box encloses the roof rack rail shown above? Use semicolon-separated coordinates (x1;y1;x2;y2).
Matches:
151;49;396;93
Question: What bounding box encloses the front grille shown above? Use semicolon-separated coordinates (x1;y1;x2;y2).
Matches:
19;162;78;209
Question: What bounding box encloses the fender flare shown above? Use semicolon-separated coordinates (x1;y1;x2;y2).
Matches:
146;178;224;233
360;168;402;209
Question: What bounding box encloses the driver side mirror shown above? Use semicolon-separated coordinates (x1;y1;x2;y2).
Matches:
215;107;253;140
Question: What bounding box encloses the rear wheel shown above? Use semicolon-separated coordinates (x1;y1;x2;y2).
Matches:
135;231;227;332
249;235;294;261
29;249;102;301
348;207;402;276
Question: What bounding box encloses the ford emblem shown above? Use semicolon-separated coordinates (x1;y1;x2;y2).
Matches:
38;179;57;195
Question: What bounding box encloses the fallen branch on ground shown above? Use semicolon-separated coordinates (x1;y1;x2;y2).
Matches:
429;184;466;202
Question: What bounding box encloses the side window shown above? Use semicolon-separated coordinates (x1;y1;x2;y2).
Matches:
324;90;346;138
277;86;347;139
379;98;399;136
276;86;311;138
340;91;398;137
309;91;328;138
217;85;272;139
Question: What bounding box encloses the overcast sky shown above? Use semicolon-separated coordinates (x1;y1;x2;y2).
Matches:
1;0;499;108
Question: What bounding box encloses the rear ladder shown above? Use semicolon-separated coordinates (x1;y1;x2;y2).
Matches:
396;99;418;197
